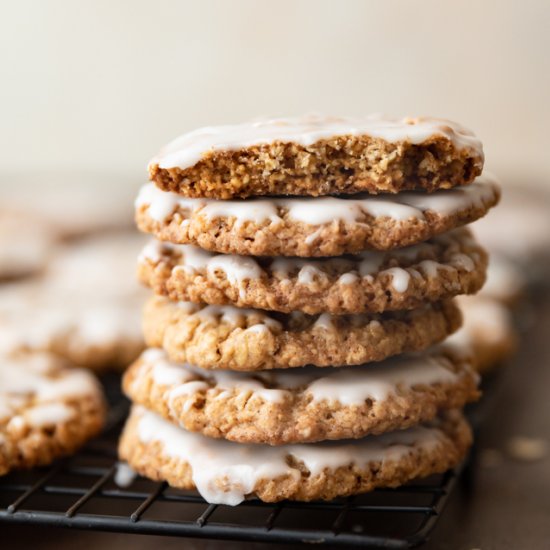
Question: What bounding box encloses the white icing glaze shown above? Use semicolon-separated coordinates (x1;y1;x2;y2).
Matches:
0;298;142;360
201;200;282;229
141;228;473;294
380;267;410;293
136;173;498;227
168;244;264;286
138;239;167;263
188;303;282;331
149;114;483;171
114;462;138;488
134;407;447;505
393;172;498;216
23;402;74;426
0;234;146;369
337;273;359;285
206;255;263;285
312;313;335;331
0;353;100;426
139;348;465;408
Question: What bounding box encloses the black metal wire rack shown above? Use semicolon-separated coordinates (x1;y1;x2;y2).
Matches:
0;374;470;549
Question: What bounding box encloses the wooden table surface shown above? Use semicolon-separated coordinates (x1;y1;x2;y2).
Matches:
4;294;550;550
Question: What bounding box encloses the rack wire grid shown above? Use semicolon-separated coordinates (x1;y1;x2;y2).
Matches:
0;373;479;549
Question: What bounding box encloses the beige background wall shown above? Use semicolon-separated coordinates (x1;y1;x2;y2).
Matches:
0;0;549;186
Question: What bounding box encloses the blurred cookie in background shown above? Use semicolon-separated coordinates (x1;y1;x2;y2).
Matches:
447;251;526;374
0;172;136;239
472;183;550;280
0;351;106;475
46;232;146;299
478;253;525;305
0;210;56;281
0;232;146;371
450;295;518;374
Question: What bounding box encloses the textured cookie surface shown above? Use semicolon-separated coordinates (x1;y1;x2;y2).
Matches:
123;347;478;445
138;229;487;314
148;114;483;198
136;174;499;257
0;352;106;475
119;407;472;504
448;296;517;373
143;297;461;370
0;233;146;371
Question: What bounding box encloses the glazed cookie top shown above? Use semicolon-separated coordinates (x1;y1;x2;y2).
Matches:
143;296;460;370
138;228;487;314
0;352;103;427
125;406;467;505
0;233;147;371
447;295;517;372
149;114;484;198
135;173;500;256
151;115;482;171
127;346;476;409
124;343;477;444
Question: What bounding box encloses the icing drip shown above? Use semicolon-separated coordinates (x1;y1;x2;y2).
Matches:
23;402;74;426
148;114;483;170
135;407;446;505
380;267;411;293
136;173;498;226
140;348;465;407
175;302;282;331
0;353;100;426
206;255;263;285
114;462;138;488
141;228;474;294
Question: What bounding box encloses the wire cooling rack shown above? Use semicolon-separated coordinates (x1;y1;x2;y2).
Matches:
0;374;469;548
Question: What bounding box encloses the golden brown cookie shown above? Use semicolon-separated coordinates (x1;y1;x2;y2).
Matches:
123;347;479;445
0;233;146;372
119;406;472;504
148;115;483;198
143;297;461;371
138;229;487;315
136;174;499;257
0;352;106;475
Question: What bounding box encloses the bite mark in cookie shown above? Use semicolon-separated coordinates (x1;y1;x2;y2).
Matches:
148;114;483;198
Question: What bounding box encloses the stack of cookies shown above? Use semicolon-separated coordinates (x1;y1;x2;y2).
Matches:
120;115;500;505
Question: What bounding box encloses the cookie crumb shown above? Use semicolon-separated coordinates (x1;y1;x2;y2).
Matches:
507;436;548;462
